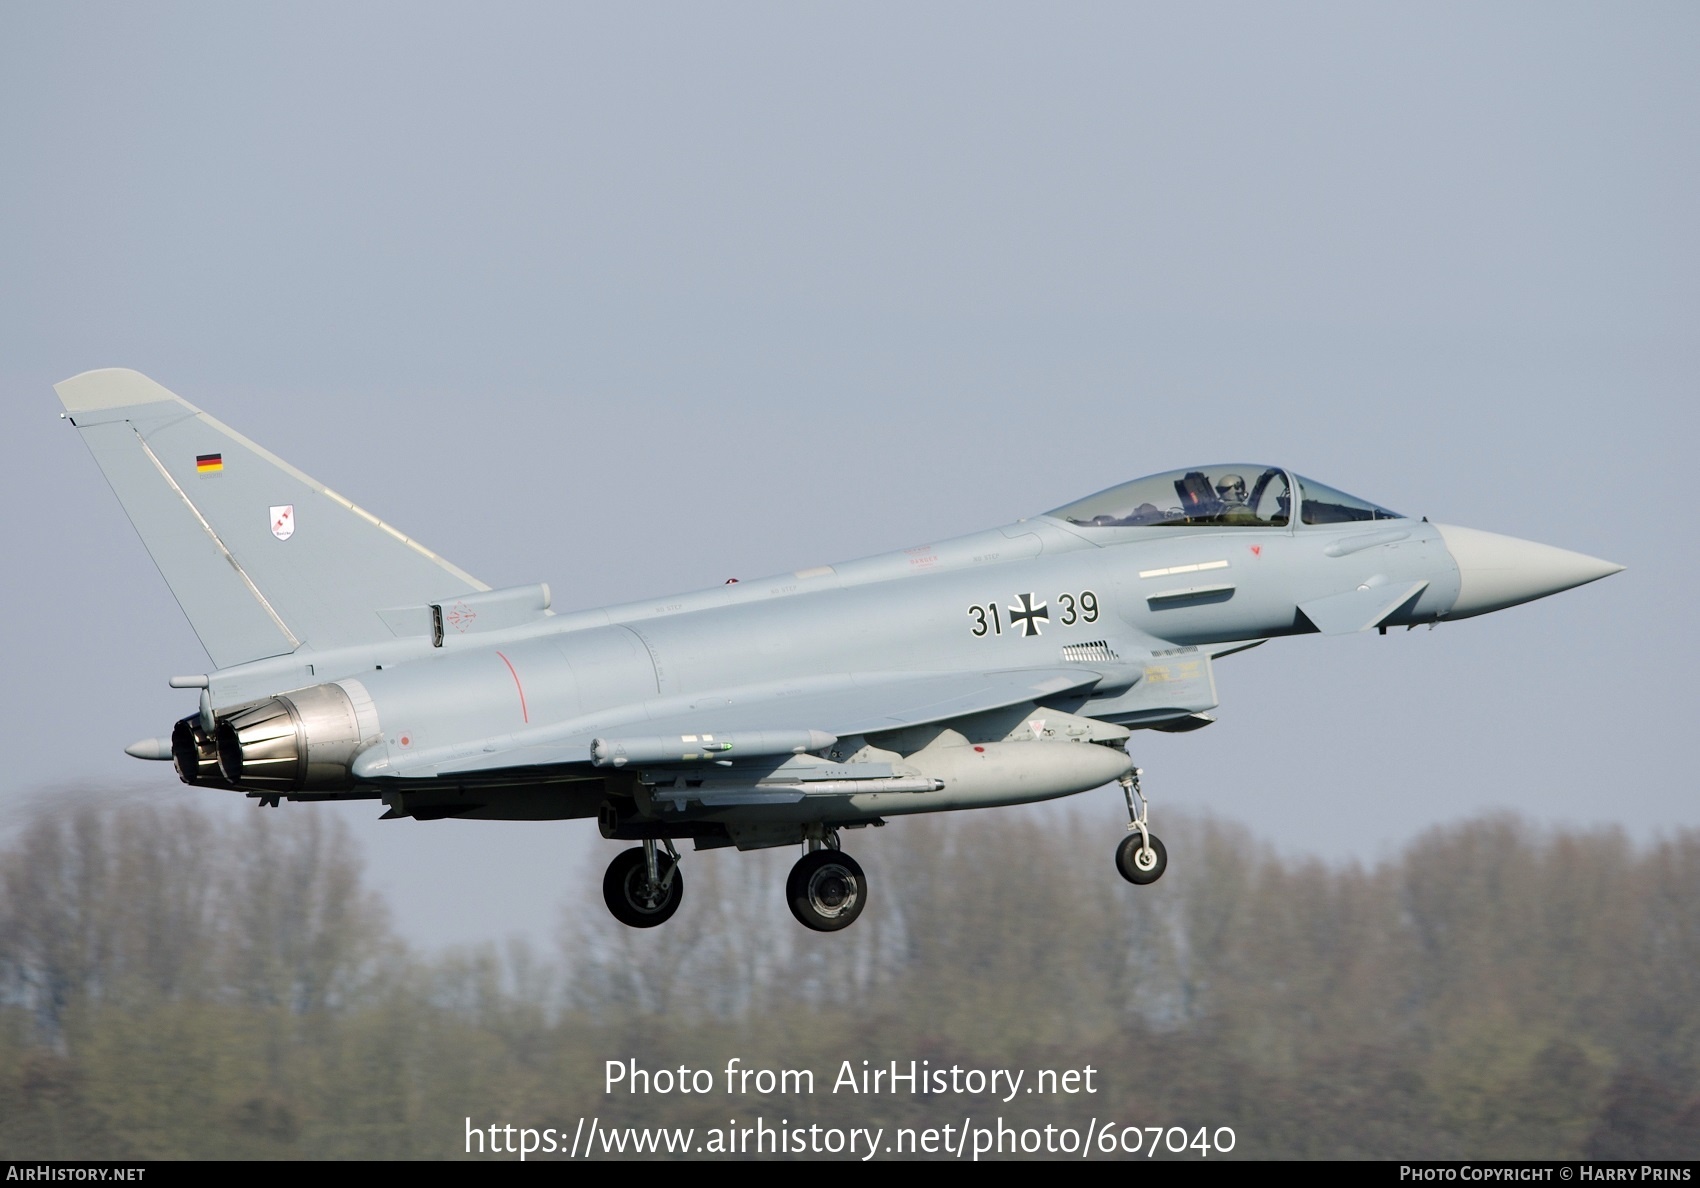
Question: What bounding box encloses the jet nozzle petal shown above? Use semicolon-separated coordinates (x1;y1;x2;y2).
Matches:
1435;524;1623;619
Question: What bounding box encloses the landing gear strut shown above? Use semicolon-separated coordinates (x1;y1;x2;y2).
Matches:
787;829;867;932
603;838;684;927
1115;768;1167;885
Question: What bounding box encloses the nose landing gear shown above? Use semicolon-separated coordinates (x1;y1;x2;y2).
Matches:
1115;768;1167;885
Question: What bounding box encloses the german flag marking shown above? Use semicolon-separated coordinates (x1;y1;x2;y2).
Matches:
196;453;223;473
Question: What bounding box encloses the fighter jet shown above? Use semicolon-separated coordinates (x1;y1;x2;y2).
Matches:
58;369;1623;932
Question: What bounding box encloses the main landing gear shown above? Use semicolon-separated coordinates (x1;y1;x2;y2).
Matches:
602;838;684;927
1115;768;1167;885
599;830;870;932
598;777;1157;930
786;831;867;933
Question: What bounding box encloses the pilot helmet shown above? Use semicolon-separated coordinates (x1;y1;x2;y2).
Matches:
1215;474;1247;503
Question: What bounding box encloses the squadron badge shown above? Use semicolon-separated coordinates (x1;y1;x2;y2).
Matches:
270;504;295;541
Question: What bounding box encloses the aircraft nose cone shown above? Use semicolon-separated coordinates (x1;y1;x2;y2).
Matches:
1434;524;1624;619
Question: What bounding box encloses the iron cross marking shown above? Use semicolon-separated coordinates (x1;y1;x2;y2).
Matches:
1008;592;1049;637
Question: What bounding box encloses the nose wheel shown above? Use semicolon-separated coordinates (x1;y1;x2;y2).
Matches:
1116;768;1167;885
603;839;684;927
787;837;867;932
1116;831;1167;884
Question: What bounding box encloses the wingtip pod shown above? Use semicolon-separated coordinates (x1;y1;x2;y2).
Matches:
55;368;196;418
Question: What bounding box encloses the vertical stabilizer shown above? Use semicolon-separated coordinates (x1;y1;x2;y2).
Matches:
57;369;488;669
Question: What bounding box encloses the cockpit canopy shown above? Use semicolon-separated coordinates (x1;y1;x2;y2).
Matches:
1046;466;1403;529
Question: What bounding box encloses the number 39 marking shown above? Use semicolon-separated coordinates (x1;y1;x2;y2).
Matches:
1057;590;1100;625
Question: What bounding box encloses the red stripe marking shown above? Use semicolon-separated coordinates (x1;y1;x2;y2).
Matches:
496;651;529;723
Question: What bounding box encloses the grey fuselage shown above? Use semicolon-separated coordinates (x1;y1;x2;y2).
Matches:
189;504;1462;835
56;368;1619;862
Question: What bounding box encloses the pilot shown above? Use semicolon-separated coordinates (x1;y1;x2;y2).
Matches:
1213;474;1257;523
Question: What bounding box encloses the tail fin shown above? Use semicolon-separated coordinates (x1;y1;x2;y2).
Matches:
57;369;487;669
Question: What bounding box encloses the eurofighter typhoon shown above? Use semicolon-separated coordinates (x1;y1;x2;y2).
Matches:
59;369;1623;932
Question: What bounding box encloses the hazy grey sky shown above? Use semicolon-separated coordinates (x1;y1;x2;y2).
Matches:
3;3;1695;949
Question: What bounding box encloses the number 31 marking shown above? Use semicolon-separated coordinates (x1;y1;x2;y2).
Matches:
969;591;1097;637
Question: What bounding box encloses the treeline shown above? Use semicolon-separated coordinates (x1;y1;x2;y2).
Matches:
1;797;1696;1159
